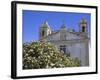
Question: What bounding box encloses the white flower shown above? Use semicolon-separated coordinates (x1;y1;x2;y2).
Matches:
47;55;50;58
28;49;33;53
46;64;49;68
23;50;26;52
50;63;55;66
27;57;31;60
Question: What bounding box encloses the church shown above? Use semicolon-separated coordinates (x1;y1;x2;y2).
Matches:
39;19;89;66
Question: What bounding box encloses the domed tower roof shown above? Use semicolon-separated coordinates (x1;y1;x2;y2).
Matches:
60;24;67;31
60;20;67;30
41;21;50;28
80;18;87;24
61;24;66;28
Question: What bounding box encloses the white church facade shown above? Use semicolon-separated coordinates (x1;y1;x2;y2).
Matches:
39;19;89;66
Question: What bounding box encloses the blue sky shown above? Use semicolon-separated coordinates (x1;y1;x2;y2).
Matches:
23;10;91;43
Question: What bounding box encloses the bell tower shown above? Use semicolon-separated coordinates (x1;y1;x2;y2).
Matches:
60;24;67;40
39;21;51;40
79;19;88;33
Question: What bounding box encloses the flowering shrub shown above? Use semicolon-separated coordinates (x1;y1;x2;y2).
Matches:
23;41;80;69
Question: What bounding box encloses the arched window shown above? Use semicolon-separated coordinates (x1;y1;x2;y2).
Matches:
42;30;45;37
82;26;85;32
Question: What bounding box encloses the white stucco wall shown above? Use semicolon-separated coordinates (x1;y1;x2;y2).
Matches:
45;31;89;66
67;42;89;66
49;41;89;66
46;32;60;41
65;32;81;40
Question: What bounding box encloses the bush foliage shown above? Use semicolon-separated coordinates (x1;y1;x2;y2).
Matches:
23;41;80;69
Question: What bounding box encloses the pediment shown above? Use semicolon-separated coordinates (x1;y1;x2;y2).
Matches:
65;32;81;40
45;31;83;41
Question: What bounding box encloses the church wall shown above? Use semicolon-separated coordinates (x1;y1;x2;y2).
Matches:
65;32;81;40
47;31;82;41
48;40;89;66
39;20;89;66
44;29;89;66
46;32;60;41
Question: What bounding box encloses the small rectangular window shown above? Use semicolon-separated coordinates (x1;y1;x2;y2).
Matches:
60;45;66;53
